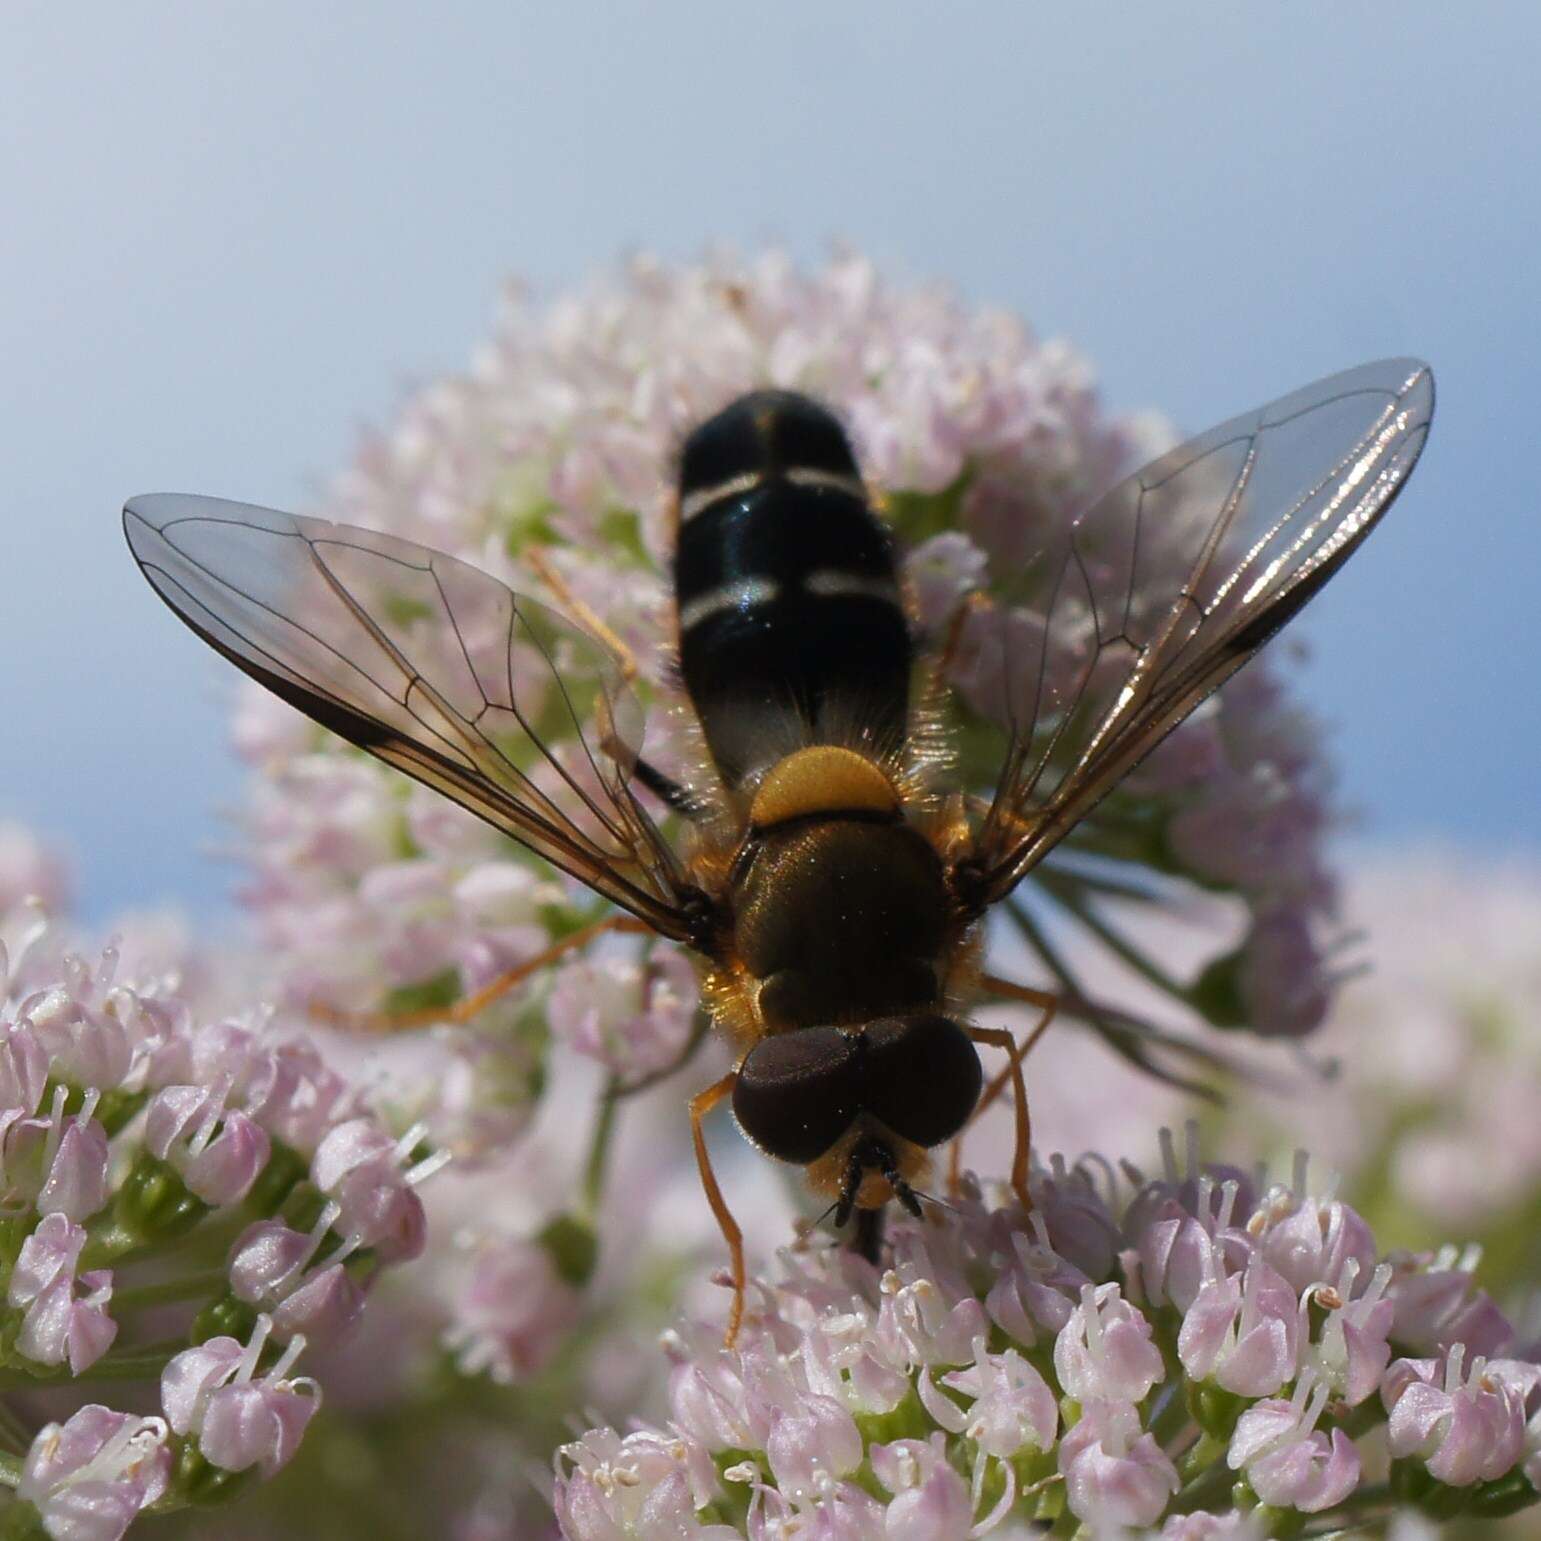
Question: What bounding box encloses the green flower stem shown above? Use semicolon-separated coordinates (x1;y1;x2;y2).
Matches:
581;1077;621;1221
111;1271;230;1311
0;1341;185;1393
611;1013;711;1102
1037;869;1190;999
1003;900;1224;1096
1177;1430;1228;1485
1002;895;1085;999
1036;858;1166;907
1250;1505;1306;1538
1306;1482;1398;1534
86;1207;249;1275
1169;1466;1238;1517
0;1448;21;1488
581;1011;711;1219
66;1343;185;1381
1166;1431;1235;1515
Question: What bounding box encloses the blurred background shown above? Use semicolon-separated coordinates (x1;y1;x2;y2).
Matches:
2;2;1538;922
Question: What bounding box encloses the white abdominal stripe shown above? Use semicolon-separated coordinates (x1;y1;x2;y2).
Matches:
679;569;902;634
802;571;901;604
678;577;780;632
677;465;870;524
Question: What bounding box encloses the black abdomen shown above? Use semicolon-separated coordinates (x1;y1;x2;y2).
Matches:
673;392;911;787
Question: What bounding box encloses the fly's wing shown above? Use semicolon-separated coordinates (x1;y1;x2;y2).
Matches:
962;359;1434;904
124;495;698;939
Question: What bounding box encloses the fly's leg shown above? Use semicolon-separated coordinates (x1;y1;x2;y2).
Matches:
962;1023;1034;1212
525;548;707;822
971;978;1059;1122
958;981;1058;1210
690;1071;746;1346
312;912;651;1033
631;758;709;820
525;546;641;684
913;589;992;710
936;588;992;676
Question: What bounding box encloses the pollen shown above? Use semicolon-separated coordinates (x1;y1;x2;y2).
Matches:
749;746;901;829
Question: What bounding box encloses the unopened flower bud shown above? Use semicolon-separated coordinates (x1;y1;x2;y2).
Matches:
162;1315;319;1481
7;1212;118;1374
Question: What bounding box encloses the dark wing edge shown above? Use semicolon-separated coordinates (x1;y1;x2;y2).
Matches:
967;358;1435;903
123;494;697;939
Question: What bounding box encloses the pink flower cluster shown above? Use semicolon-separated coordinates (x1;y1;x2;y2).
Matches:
0;894;441;1538
554;1131;1541;1538
546;943;699;1084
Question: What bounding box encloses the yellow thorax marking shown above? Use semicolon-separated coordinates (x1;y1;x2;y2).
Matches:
749;746;900;829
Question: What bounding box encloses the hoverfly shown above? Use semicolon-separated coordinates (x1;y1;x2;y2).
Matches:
124;359;1433;1342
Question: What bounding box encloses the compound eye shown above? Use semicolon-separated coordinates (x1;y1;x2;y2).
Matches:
733;1027;861;1164
862;1015;982;1150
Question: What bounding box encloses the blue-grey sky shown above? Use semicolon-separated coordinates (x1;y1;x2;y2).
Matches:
3;3;1537;921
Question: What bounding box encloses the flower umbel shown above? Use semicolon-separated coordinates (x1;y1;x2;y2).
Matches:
0;895;436;1536
554;1133;1540;1538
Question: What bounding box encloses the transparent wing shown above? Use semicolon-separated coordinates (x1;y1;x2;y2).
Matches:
124;495;698;938
963;358;1434;904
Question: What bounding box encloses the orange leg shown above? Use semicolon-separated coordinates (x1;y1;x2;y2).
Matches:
525;546;654;773
976;976;1059;1121
912;589;992;716
525;547;640;684
955;981;1058;1210
313;913;650;1033
936;588;992;676
689;1071;746;1346
962;1024;1034;1212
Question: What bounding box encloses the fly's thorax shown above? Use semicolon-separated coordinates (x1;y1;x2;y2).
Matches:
732;810;950;1031
672;390;912;788
724;740;977;1177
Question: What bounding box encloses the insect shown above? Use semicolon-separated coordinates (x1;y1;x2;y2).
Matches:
124;359;1433;1342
